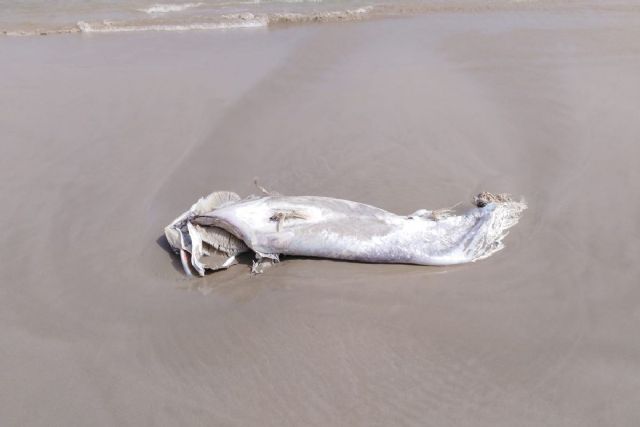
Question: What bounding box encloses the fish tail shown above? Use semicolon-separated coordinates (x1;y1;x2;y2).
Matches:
464;197;527;262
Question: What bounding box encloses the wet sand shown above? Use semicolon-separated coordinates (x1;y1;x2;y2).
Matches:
2;7;640;426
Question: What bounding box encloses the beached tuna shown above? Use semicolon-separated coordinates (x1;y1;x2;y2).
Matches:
164;186;526;276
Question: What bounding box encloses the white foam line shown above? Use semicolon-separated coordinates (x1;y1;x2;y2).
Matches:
139;3;203;15
76;19;266;33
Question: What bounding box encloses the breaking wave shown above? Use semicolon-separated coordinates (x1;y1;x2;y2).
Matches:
1;1;558;37
76;19;266;34
2;6;373;36
264;6;372;24
139;3;204;15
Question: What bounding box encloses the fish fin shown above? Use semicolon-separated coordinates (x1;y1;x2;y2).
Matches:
251;252;280;274
253;178;282;196
191;191;241;213
408;202;463;221
270;210;307;231
463;198;527;261
429;204;460;221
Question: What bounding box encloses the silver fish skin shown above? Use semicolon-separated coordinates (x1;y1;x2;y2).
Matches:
191;194;526;267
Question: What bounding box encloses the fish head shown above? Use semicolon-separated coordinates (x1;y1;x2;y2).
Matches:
193;196;276;244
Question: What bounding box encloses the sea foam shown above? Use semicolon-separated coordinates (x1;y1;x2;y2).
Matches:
140;3;203;14
76;19;266;33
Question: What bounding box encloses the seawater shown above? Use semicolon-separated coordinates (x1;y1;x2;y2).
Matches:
0;0;539;35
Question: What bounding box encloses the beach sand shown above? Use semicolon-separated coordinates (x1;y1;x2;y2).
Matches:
2;6;640;426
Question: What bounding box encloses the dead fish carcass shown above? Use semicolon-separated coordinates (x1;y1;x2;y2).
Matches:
164;189;526;276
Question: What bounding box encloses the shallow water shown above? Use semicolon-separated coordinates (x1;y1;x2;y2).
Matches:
0;0;591;35
0;0;380;34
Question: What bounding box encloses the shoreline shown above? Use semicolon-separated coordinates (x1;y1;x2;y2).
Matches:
1;0;632;37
